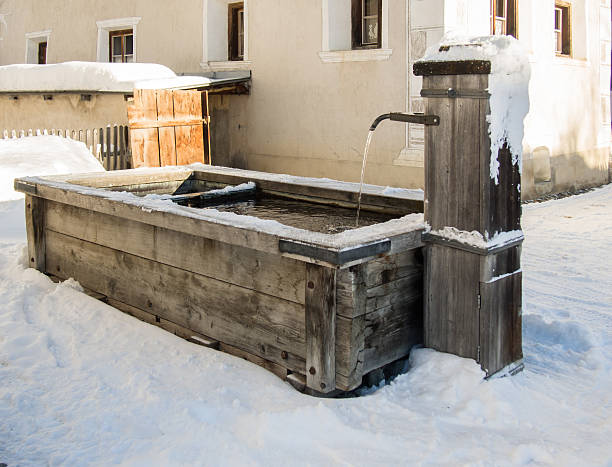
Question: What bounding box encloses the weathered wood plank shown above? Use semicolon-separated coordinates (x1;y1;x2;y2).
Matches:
45;230;306;373
479;270;522;376
366;272;423;313
335;314;364;390
128;89;160;168
336;264;367;319
156;89;178;166
219;342;288;381
362;298;423;374
24;194;45;272
424;244;480;360
174;90;205;165
364;249;423;288
106;297;219;349
305;264;336;393
44;200;306;304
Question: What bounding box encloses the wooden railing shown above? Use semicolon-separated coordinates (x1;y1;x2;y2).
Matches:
1;125;132;171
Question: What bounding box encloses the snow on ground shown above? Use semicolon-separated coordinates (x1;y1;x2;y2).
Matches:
0;137;611;465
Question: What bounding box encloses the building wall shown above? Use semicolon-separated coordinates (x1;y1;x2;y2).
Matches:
0;0;203;73
0;0;609;198
0;93;129;132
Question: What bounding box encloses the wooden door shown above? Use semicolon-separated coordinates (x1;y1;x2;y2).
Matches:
127;89;211;168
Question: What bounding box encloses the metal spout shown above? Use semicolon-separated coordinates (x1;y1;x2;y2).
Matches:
368;112;440;131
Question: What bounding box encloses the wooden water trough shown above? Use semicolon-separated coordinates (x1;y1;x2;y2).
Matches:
15;165;426;394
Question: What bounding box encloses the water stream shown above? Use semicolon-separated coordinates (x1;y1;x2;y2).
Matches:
355;130;375;227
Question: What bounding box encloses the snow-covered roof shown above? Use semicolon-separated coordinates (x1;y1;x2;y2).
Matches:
0;61;212;93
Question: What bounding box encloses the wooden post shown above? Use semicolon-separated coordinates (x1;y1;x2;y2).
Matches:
415;58;525;377
25;194;46;272
305;263;336;393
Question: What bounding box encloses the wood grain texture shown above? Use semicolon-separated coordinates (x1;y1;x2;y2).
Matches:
45;230;306;373
305;264;336;393
174;90;205;165
44;200;306;304
424;244;480;360
480;270;522;376
156;89;177;166
336;265;367;318
24;194;45;272
335;314;365;391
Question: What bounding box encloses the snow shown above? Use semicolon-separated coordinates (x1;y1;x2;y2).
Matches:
429;226;524;246
0;62;210;93
1;137;612;465
0;135;104;201
418;35;531;185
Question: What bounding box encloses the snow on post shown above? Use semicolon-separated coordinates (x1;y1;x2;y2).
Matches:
419;35;530;186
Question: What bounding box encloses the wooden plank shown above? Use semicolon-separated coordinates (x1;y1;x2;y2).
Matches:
156;89;178;166
173;90;204;165
366;271;422;313
45;230;306;373
305;264;336;393
362;298;423;374
24;194;45;272
424;244;480;360
106;297;219;349
335;314;364;390
479;270;522;376
44;200;306;304
336;264;367;318
219;342;288;381
365;249;423;289
127;89;160;168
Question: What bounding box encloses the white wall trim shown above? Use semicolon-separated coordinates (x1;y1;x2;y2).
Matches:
25;29;51;64
320;0;391;63
200;60;252;72
318;48;392;63
96;17;141;63
202;0;249;65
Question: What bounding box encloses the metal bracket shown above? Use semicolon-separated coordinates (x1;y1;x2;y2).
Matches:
421;88;490;99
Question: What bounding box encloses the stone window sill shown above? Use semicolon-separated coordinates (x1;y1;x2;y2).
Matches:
318;49;392;63
200;60;252;72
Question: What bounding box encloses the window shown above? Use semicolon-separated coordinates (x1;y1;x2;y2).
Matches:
228;2;244;61
352;0;381;49
25;30;51;64
38;42;47;64
490;0;517;38
109;29;134;63
201;0;250;71
96;17;140;63
555;2;571;56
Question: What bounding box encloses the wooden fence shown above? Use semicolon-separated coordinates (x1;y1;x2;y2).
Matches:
1;125;132;171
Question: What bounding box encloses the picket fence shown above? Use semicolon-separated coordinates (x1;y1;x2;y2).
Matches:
1;125;132;171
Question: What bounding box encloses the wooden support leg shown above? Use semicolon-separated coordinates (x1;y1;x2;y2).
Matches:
25;194;45;272
305;263;336;393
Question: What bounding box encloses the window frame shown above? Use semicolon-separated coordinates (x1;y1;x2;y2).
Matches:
109;29;134;63
228;2;245;61
490;0;518;38
96;17;140;64
351;0;382;50
554;2;572;57
25;30;51;65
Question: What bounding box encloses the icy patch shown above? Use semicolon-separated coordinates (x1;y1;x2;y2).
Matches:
418;35;530;185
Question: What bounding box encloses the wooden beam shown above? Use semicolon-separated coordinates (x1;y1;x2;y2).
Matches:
24;194;45;272
305;264;336;392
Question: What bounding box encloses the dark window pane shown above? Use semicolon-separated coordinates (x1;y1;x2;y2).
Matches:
112;36;122;54
125;35;133;55
364;0;378;16
496;0;505;17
